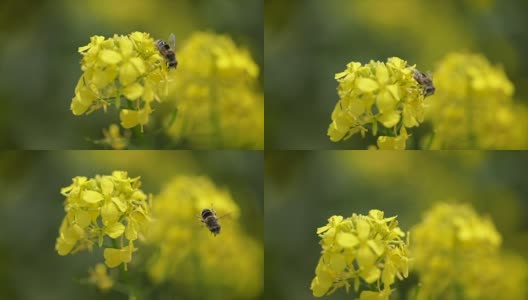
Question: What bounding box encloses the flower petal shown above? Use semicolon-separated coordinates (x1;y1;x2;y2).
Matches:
120;109;139;128
99;50;122;64
356;78;379;92
337;232;359;248
123;83;144;100
105;222;125;238
83;190;104;203
104;248;123;268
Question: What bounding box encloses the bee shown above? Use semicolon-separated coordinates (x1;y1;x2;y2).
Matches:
155;33;178;69
413;69;435;97
199;208;223;236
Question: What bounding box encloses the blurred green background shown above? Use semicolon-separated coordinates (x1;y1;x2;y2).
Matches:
0;150;263;300
0;0;262;149
264;151;528;299
265;0;528;149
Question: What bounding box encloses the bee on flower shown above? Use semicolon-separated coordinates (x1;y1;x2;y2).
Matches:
412;69;435;96
71;32;172;131
155;33;178;69
327;57;429;149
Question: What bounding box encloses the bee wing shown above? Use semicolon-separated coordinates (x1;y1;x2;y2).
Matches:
168;33;176;49
217;213;231;220
426;70;434;80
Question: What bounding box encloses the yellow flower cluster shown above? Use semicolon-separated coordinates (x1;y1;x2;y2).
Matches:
88;263;113;292
166;32;264;149
426;52;528;149
146;176;263;299
311;210;409;299
412;202;527;300
71;32;171;131
328;57;429;149
55;171;151;270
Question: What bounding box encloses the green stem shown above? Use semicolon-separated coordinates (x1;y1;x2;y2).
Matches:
426;132;435;150
413;284;421;300
133;126;145;147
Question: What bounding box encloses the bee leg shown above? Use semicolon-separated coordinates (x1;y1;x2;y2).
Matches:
195;214;204;223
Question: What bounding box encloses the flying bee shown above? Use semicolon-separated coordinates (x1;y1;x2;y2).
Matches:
199;208;224;236
413;69;435;97
155;33;178;69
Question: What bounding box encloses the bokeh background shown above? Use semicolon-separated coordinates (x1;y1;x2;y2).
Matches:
265;151;528;299
0;0;262;149
265;0;528;149
0;150;263;300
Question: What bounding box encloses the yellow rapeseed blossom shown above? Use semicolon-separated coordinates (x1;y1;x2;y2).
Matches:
166;32;264;149
426;52;528;149
376;127;409;150
101;124;129;149
71;32;171;131
55;171;151;270
88;263;113;292
411;202;526;300
328;57;430;148
473;253;527;300
311;210;409;299
147;176;263;299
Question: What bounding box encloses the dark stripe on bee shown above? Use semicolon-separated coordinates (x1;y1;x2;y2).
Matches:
412;70;435;97
200;208;221;236
155;39;178;69
201;209;215;219
424;86;435;96
167;53;177;68
155;40;167;49
205;219;221;234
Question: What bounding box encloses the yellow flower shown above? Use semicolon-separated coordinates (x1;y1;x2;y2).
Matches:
360;288;392;300
474;253;527;300
311;210;409;298
88;263;113;292
146;176;263;299
100;124;129;149
411;202;528;300
71;32;171;131
119;105;152;129
55;171;151;269
103;241;136;270
376;127;409;150
328;57;429;144
166;32;264;149
426;52;528;149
